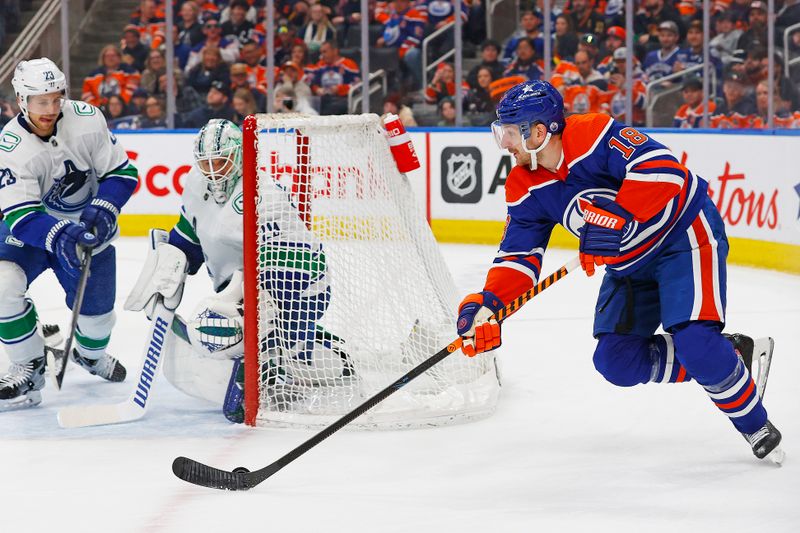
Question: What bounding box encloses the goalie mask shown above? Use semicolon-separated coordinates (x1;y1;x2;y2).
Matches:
492;80;565;170
11;57;68;121
193;119;243;204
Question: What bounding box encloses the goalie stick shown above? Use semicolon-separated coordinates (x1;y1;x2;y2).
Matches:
56;298;175;429
171;256;582;491
47;249;92;390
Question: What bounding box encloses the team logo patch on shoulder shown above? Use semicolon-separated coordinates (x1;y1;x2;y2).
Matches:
562;188;638;243
71;101;96;116
231;192;244;214
0;131;21;152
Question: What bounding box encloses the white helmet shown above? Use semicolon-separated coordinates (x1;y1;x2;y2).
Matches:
11;57;68;119
193;119;243;204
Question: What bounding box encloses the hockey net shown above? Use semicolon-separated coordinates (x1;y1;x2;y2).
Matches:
242;113;500;429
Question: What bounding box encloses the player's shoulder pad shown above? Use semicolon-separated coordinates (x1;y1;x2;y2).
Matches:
505;165;559;206
562;113;614;168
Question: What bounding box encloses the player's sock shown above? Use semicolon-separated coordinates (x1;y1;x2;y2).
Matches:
0;299;45;362
0;355;46;410
702;357;767;434
649;334;692;383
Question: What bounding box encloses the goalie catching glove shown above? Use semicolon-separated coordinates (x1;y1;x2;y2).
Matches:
187;270;245;360
457;291;504;357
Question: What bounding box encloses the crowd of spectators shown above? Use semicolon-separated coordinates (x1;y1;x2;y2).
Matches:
10;0;798;129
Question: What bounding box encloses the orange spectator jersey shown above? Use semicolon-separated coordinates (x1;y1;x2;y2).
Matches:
751;112;800;128
600;80;647;124
82;66;141;106
242;65;281;95
673;101;717;128
135;22;166;49
550;61;579;89
710;112;753;129
562;85;604;115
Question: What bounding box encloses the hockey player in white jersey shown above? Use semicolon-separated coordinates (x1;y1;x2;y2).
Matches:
127;119;350;422
0;58;138;409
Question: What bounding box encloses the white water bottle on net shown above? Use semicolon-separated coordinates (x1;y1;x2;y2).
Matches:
241;113;500;429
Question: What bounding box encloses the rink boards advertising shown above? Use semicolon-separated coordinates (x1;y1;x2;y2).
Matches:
115;129;800;274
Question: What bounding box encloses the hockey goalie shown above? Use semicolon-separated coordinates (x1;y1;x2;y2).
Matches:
126;119;351;422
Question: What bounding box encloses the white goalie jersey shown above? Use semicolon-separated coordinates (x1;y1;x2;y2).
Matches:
174;167;326;293
0;100;135;240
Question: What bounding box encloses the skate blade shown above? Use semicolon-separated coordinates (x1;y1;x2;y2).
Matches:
0;391;42;411
765;445;785;466
752;337;774;399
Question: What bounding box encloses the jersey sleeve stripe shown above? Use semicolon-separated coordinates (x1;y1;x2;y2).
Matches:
566;115;613;169
496;246;545;258
488;260;539;282
625;172;685;187
5;205;46;231
507;180;558;206
174;213;200;244
100;161;138;183
2;200;43;215
624;149;676;172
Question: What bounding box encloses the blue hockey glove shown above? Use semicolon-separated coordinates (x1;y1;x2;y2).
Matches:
80;199;119;245
578;198;633;276
457;291;504;357
51;222;98;276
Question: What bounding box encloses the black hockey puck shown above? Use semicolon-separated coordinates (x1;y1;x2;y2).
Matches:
232;467;250;474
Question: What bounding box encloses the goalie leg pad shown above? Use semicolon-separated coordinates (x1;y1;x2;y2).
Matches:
163;317;236;406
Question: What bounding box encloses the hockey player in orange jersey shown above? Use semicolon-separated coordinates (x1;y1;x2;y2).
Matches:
455;80;784;463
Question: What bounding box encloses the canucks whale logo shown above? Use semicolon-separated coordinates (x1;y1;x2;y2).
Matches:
562;188;638;244
42;160;92;213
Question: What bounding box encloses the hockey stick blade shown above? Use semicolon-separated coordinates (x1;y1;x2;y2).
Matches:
57;299;175;428
172;457;264;491
50;250;93;390
172;257;581;491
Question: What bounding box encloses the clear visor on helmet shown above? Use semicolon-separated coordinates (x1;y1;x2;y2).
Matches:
26;92;66;115
491;120;525;150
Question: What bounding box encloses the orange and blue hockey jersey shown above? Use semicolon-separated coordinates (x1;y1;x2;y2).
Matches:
308;57;361;96
381;6;427;58
417;0;469;28
483;113;708;304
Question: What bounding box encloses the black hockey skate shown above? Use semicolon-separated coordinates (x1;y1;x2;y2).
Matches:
743;420;785;464
724;333;774;398
70;349;127;382
0;356;46;410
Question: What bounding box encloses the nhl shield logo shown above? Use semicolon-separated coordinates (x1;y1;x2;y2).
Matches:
441;147;482;203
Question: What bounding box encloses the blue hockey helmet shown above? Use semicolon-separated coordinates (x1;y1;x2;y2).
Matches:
492;80;565;169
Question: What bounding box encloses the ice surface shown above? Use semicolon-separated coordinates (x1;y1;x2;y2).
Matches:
1;239;798;532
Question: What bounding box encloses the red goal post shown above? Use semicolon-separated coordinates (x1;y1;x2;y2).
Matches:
241;113;500;429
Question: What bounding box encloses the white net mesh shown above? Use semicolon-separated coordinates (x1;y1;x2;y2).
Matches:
247;113;499;429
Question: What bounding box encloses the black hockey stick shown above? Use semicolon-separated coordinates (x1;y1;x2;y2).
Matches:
172;256;581;491
48;248;92;390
